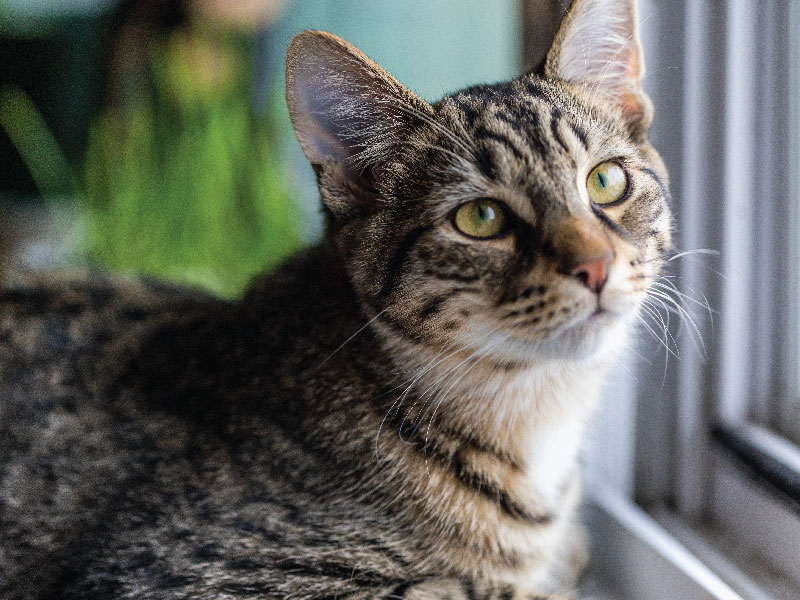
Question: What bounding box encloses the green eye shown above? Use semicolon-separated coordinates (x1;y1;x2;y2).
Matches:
587;161;628;205
453;199;507;238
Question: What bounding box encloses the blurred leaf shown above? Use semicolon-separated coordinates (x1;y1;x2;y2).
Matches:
0;84;76;197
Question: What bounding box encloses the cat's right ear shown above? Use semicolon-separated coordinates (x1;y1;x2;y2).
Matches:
286;31;433;217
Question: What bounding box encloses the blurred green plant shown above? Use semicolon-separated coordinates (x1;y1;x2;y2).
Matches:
83;26;299;297
0;24;299;298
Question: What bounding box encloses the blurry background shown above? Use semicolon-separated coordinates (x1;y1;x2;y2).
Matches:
0;0;521;296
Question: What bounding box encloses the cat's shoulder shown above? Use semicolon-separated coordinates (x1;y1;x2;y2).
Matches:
243;243;346;306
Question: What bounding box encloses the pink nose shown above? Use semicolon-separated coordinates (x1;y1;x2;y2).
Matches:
568;253;612;293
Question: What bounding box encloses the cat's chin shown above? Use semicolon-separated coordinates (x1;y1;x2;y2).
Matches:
544;308;630;361
476;308;631;366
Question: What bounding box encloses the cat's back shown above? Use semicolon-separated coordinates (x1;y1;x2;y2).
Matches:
0;245;348;427
0;269;214;470
0;270;215;596
0;248;399;599
0;268;215;448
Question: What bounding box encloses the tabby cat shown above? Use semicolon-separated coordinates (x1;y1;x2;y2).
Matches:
0;0;671;597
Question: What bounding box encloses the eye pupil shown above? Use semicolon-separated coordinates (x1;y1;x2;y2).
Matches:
597;173;608;188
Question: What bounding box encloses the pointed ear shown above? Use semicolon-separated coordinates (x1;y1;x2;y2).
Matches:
544;0;652;138
286;31;433;215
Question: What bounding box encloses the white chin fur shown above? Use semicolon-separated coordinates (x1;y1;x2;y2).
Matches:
540;311;631;361
471;310;633;366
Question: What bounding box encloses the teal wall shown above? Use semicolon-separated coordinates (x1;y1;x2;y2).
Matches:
269;0;522;239
275;0;521;101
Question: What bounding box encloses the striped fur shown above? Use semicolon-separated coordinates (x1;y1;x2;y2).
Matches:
0;1;670;598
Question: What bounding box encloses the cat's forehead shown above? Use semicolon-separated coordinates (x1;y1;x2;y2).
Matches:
435;75;629;162
423;75;635;203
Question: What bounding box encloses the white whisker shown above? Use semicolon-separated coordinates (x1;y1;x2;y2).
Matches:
667;248;720;261
637;303;679;360
319;309;388;366
646;288;706;355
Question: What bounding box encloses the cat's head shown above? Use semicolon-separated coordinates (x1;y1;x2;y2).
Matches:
286;0;671;366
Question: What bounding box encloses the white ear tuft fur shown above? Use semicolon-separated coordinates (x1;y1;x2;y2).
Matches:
545;0;651;135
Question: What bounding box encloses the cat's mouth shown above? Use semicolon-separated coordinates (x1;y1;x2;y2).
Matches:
587;306;608;321
491;302;625;363
569;304;616;332
557;297;628;338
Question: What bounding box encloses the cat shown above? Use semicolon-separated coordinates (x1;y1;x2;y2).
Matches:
0;0;671;597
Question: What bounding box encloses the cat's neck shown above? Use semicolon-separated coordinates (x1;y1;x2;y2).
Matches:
443;356;604;491
393;341;614;459
376;338;617;508
359;342;615;583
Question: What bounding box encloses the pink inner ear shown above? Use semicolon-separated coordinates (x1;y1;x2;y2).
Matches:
546;3;642;81
294;76;351;165
620;90;643;116
542;0;651;131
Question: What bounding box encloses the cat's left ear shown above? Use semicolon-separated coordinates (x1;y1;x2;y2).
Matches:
544;0;652;139
286;31;433;216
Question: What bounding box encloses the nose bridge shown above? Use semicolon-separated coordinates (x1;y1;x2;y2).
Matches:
551;216;612;266
550;215;615;292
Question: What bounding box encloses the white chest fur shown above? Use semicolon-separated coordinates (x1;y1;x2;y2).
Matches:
495;363;607;505
523;408;590;504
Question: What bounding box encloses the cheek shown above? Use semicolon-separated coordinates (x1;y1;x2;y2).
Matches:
390;245;518;340
614;192;671;256
417;240;516;292
347;215;431;305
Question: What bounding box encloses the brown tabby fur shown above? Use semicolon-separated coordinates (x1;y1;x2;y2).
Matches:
0;0;671;598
